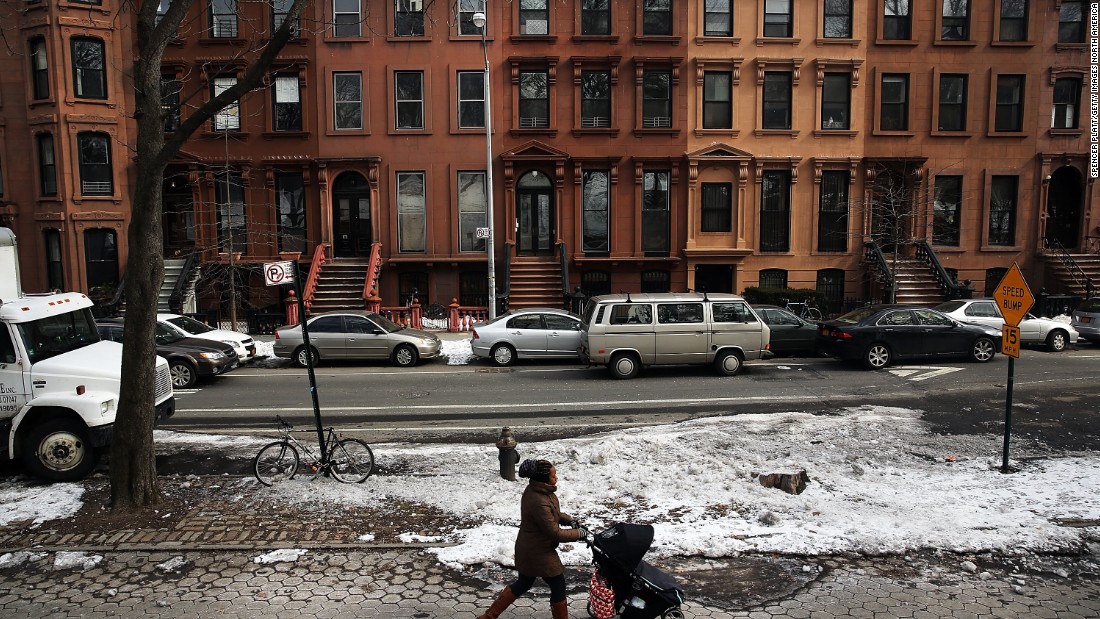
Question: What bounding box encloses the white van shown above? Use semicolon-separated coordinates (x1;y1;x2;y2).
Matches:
579;293;772;379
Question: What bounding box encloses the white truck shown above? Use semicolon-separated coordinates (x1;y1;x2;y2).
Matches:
0;227;175;481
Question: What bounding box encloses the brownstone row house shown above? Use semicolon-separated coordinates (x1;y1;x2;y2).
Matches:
1;0;1096;324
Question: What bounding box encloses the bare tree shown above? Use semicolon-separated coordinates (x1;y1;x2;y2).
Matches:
110;0;309;511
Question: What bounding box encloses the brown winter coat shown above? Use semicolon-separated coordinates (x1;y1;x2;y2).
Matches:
514;481;582;578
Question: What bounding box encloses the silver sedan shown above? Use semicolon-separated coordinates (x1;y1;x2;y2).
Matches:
273;311;441;367
934;299;1079;351
471;308;584;366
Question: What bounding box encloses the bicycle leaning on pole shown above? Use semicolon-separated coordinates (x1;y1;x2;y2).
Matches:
782;297;824;321
253;415;375;485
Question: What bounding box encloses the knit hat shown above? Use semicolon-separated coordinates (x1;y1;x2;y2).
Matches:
518;459;553;483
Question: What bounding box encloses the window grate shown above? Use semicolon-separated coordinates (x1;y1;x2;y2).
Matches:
519;117;549;128
642;116;671;128
82;181;112;195
581;117;610;128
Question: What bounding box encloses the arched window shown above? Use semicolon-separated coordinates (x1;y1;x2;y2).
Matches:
581;271;611;297
816;268;845;314
984;267;1008;296
641;270;671;293
758;268;787;289
78;132;113;196
71;37;106;99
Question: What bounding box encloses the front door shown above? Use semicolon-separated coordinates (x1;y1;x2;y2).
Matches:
1047;166;1083;249
332;172;372;258
516;171;554;255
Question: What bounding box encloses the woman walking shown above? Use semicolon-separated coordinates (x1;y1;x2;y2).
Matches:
478;459;588;619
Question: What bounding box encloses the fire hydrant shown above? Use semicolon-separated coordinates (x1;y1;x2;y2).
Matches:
496;427;519;481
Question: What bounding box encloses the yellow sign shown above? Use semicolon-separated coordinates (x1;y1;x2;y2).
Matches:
992;263;1034;327
1002;325;1020;358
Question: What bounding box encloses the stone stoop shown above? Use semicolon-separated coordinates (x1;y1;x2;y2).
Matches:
158;257;188;312
507;260;564;309
1044;253;1100;297
309;260;370;314
890;257;947;306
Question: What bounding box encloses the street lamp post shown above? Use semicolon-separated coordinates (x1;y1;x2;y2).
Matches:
472;10;497;320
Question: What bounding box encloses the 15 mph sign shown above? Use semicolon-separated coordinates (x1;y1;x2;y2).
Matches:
263;261;296;286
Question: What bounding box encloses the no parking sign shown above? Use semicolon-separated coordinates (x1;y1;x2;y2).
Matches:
263;261;296;286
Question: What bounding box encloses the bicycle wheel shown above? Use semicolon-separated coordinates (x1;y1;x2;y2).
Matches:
329;438;375;483
805;307;823;321
254;441;300;486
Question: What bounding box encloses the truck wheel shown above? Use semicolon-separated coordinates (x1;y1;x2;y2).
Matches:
609;353;639;379
714;350;743;376
169;359;198;388
21;419;97;482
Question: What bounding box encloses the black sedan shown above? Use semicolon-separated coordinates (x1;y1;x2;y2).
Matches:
97;319;239;388
816;305;1002;369
753;305;819;356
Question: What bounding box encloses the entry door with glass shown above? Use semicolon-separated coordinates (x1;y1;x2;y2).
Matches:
332;172;372;258
516;171;554;255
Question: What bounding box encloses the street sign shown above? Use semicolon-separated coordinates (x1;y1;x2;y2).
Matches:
263;261;296;286
475;227;491;239
992;263;1034;327
1002;325;1020;358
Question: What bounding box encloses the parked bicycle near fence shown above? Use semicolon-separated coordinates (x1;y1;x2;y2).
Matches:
253;415;375;485
782;298;824;321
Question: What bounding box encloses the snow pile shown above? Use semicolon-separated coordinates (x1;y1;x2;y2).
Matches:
252;548;308;564
441;337;475;365
0;481;84;527
53;552;103;571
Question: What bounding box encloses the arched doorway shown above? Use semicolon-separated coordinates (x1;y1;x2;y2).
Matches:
332;171;372;258
1046;166;1083;249
516;170;554;255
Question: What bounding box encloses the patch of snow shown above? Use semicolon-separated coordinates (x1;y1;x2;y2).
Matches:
0;481;83;527
399;532;445;543
441;338;475;365
357;533;376;542
252;548;308;564
53;551;103;571
156;556;188;572
0;551;47;569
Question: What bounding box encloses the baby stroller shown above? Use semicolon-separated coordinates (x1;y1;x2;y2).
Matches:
584;522;685;619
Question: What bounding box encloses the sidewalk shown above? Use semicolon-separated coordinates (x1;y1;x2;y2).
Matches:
2;475;1098;618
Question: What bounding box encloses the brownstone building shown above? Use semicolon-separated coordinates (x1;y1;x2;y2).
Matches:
1;1;1096;321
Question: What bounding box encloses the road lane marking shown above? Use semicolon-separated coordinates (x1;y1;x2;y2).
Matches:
887;366;965;382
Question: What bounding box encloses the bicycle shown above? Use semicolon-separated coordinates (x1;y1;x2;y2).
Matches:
253;415;375;486
782;298;824;321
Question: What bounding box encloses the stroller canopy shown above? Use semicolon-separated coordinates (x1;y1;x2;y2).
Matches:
593;522;654;573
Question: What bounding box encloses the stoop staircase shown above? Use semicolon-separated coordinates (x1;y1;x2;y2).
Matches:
1043;252;1100;297
307;259;370;314
888;256;948;306
506;259;564;309
158;257;198;312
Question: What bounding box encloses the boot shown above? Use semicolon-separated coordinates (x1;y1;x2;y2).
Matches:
477;586;516;619
550;599;569;619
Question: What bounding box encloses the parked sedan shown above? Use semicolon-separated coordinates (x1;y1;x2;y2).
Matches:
934;299;1079;351
752;305;819;357
158;313;258;362
471;308;584;366
817;305;1002;369
97;319;239;388
1071;297;1100;344
273;311;441;367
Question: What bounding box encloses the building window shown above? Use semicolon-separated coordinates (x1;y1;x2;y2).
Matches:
1053;77;1081;129
395;71;425;129
759;268;787;289
883;0;911;40
37;133;56;197
998;0;1027;41
582;170;610;253
995;75;1024;132
44;230;64;291
704;0;732;36
821;73;850;130
642;70;672;128
30;37;49;100
77;132;113;196
702;71;732;129
641;270;671;293
760;170;790;252
642;171;670;255
161;75;181;132
581;0;611;35
84;229;119;293
273;73;302;131
271;0;301;36
458;171;487;252
209;0;238;38
933;175;962;246
941;0;970;41
581;70;612;128
701;182;732;232
459;271;488;307
643;0;672;36
216;172;247;253
333;0;362;37
333;72;363;130
581;270;612;296
71;37;106;99
817;268;845;314
212;77;240;131
397;172;426;252
818;170;849;252
519;0;549;35
518;70;550;128
1059;1;1085;43
395;0;425;36
984;267;1008;295
762;72;792;130
988;175;1017;246
458;71;485;128
398;272;429;306
276;172;307;253
823;0;852;38
458;0;484;35
880;73;909;131
937;74;967;131
763;0;793;37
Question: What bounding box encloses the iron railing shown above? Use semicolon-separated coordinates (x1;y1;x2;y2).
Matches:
863;241;896;300
1042;237;1095;297
914;241;973;300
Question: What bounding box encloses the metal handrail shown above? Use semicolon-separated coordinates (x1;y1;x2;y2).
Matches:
1042;237;1095;296
501;242;513;312
167;248;199;313
558;241;569;296
914;241;972;300
863;241;895;298
301;243;328;315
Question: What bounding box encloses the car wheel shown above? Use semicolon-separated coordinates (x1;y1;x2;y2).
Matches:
169;360;198;389
609;353;639;379
713;350;743;376
21;419;97;482
864;343;891;369
490;343;516;367
294;346;319;368
1046;330;1068;352
393;344;418;367
970;337;996;363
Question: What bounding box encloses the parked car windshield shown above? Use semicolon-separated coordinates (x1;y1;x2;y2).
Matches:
369;313;405;333
155;323;186;345
167;315;215;335
834;306;879;325
934;301;966;313
16;307;101;364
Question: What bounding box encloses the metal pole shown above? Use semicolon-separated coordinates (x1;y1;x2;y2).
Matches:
294;263;327;466
1001;356;1014;473
481;20;497;320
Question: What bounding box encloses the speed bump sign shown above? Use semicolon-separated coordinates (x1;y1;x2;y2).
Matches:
992;263;1034;327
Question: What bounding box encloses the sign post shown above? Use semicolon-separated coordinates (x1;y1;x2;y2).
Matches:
265;260;327;466
991;263;1034;474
